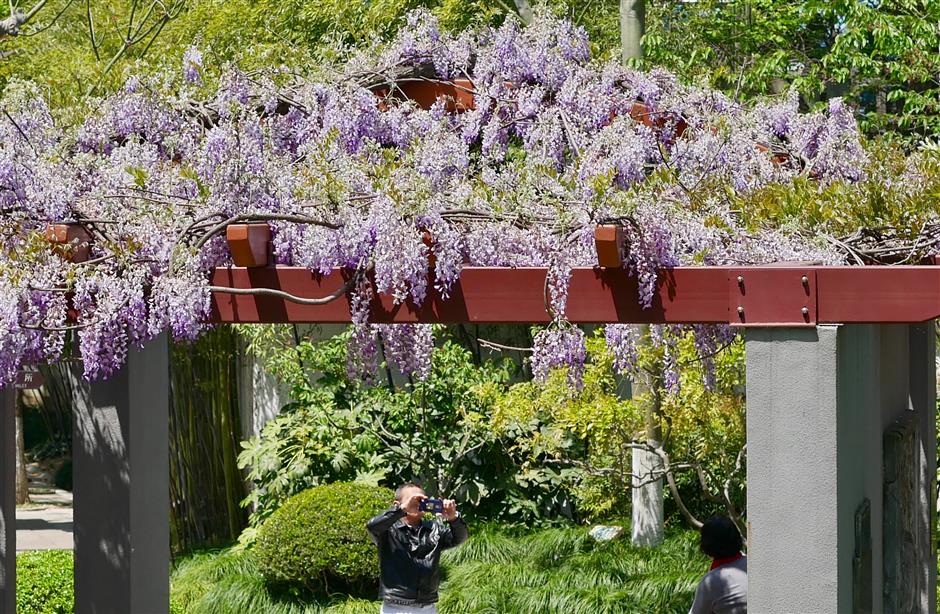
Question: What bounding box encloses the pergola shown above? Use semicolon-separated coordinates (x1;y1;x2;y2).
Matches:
0;261;936;613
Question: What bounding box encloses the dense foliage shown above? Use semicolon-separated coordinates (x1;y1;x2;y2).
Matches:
238;330;582;530
255;482;393;595
0;1;503;108
736;141;940;262
239;324;746;529
16;550;74;614
644;1;940;138
487;328;745;525
172;527;706;614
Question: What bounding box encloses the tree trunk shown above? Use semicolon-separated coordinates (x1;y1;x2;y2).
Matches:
15;394;29;505
630;325;664;546
620;0;645;65
619;0;658;545
513;0;533;25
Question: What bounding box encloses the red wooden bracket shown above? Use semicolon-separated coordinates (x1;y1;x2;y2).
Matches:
44;223;91;263
226;223;271;268
594;225;625;268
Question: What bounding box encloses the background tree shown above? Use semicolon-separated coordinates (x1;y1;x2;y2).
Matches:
621;0;644;64
644;0;940;137
0;0;55;39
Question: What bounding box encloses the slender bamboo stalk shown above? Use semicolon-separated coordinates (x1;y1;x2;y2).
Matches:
169;326;247;554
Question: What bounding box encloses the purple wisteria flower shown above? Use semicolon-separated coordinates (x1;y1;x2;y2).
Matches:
0;9;866;388
604;324;640;375
380;324;434;381
183;45;204;85
531;327;587;389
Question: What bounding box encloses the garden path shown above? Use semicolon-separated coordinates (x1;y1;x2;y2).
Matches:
15;461;73;551
16;507;73;551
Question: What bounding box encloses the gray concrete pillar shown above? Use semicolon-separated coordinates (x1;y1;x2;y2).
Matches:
0;387;14;614
746;324;937;614
71;335;170;614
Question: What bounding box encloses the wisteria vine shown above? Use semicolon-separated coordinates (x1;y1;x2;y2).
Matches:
0;10;866;387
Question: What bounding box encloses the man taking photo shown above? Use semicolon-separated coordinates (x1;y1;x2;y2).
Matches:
366;483;468;614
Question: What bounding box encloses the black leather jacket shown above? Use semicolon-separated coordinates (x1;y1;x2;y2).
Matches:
366;507;469;605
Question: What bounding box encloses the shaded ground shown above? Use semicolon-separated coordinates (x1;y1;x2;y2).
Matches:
16;461;72;551
16;507;72;551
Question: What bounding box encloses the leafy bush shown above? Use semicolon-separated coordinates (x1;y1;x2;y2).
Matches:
17;550;73;614
238;331;576;531
255;482;393;595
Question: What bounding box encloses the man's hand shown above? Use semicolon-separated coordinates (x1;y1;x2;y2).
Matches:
400;492;426;515
442;499;458;522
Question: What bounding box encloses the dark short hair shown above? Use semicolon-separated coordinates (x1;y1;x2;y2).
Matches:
394;483;423;502
700;516;743;558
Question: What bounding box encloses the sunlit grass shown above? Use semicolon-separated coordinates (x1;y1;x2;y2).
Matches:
171;526;707;614
439;526;705;614
170;547;377;614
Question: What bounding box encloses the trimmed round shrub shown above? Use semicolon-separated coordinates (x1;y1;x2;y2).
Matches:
17;550;74;614
255;481;393;595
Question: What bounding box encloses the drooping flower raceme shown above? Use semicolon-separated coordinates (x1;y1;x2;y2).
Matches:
531;327;587;388
183;46;204;85
379;324;434;381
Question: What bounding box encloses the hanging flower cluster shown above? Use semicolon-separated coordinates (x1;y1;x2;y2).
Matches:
0;10;864;386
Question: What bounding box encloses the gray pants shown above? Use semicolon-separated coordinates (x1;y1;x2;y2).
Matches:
380;602;438;614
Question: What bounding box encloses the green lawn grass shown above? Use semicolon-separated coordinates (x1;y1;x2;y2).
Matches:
18;531;940;612
170;526;707;614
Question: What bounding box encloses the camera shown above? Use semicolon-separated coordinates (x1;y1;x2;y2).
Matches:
419;498;445;514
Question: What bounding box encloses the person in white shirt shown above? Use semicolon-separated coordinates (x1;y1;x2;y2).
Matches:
689;516;747;614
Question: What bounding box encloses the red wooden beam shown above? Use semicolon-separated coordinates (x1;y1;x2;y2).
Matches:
209;265;940;325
